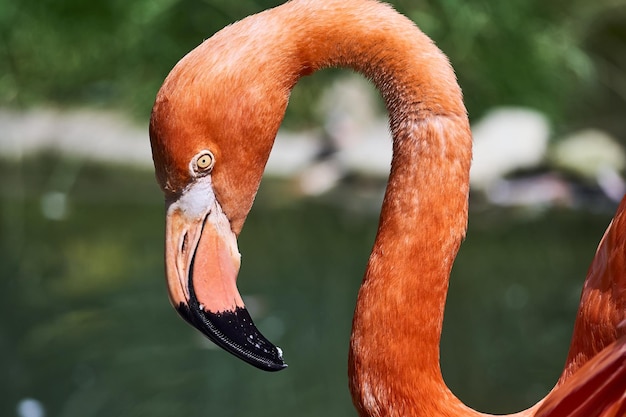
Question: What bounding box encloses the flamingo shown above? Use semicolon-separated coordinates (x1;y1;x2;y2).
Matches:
148;0;626;415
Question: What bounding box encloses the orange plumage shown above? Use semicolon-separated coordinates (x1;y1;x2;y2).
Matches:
149;0;626;415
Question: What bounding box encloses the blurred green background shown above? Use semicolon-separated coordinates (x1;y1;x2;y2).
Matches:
1;0;626;416
2;0;625;131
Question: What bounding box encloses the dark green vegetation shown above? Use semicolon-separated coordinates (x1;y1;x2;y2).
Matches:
1;1;624;414
0;156;615;416
1;0;625;135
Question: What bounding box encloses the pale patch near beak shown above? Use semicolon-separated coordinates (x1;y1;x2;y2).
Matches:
164;176;286;371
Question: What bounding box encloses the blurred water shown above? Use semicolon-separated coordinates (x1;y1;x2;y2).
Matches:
0;156;614;416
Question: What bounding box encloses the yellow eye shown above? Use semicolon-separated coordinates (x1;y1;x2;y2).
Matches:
195;151;215;172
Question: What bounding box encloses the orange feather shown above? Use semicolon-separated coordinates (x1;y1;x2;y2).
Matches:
559;198;626;383
536;334;626;417
149;0;626;415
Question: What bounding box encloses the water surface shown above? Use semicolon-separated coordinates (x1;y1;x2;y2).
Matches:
0;156;614;416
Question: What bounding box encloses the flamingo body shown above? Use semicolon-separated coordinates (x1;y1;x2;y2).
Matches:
560;197;626;382
149;0;626;415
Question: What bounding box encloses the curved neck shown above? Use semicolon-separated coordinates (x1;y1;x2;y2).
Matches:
194;0;474;414
273;1;474;415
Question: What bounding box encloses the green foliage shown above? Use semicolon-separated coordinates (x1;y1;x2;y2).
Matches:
394;0;594;121
0;0;624;127
0;0;277;113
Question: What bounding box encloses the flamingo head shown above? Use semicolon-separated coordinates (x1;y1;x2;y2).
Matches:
148;39;293;371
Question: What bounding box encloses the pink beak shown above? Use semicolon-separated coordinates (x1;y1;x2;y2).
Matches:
164;191;286;371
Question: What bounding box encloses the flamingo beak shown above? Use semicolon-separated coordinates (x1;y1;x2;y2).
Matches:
164;182;287;372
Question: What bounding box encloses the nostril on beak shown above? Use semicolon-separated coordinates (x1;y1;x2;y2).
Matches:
181;232;188;255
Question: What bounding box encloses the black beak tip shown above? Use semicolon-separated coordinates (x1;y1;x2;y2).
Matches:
177;302;288;372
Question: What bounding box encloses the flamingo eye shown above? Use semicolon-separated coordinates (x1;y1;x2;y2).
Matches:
193;151;215;174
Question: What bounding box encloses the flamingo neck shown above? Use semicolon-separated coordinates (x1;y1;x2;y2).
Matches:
183;0;475;414
270;1;474;415
348;114;472;416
